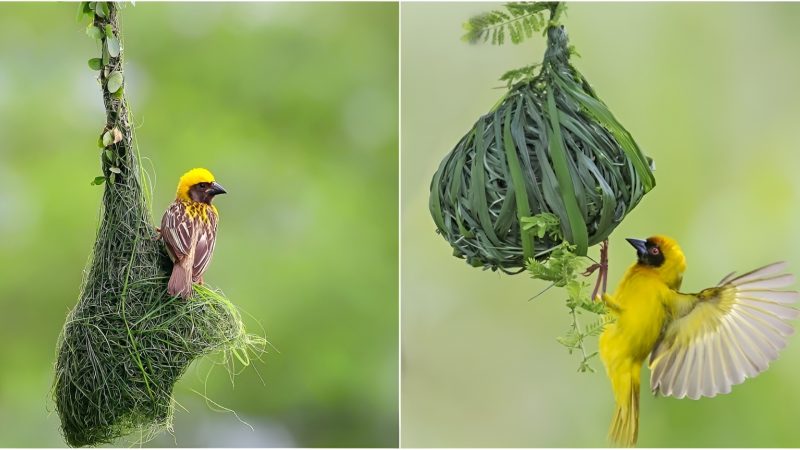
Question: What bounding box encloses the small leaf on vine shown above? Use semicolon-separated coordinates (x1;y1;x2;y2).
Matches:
88;58;103;70
107;71;123;93
95;1;109;18
86;25;103;41
76;2;92;22
90;176;106;186
107;36;120;58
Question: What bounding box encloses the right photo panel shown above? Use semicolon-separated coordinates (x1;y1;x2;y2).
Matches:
401;2;800;447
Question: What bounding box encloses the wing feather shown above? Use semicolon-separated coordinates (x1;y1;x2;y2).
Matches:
161;201;195;261
650;262;798;399
711;331;733;395
687;337;704;399
727;315;769;372
191;207;218;280
729;262;788;284
726;317;760;378
661;344;687;397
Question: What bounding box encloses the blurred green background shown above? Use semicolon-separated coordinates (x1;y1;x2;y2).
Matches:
402;2;800;447
0;2;397;447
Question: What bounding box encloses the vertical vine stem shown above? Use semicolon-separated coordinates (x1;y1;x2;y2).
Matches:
88;2;136;188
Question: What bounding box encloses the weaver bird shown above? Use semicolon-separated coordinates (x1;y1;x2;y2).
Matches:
599;236;798;447
159;168;226;298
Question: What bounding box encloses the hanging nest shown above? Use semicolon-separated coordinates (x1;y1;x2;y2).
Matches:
53;3;263;447
430;24;656;273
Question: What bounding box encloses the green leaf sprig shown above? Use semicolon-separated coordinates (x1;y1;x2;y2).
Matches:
462;2;563;45
526;240;610;372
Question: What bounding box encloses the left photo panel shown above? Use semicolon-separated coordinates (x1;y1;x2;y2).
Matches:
0;2;398;447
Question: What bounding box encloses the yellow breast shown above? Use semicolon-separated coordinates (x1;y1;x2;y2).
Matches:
182;200;216;223
602;266;671;361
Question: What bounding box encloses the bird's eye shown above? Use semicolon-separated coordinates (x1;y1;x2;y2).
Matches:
649;247;660;255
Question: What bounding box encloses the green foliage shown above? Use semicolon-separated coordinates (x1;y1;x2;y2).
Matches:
520;212;560;240
94;1;109;18
526;242;581;287
90;175;106;186
556;306;611;373
76;2;91;22
87;57;102;70
85;24;102;40
106;70;123;93
499;63;541;88
462;2;557;45
526;242;609;372
106;36;120;58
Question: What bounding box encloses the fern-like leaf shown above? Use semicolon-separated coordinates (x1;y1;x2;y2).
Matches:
462;2;559;45
583;315;612;338
499;63;542;88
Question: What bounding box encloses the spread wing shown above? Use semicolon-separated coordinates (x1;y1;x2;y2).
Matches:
160;201;196;262
649;262;799;399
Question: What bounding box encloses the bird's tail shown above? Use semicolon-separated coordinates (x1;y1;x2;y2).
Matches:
608;363;641;447
167;261;193;299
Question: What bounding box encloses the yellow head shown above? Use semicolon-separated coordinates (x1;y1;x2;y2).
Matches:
626;235;687;289
176;168;227;204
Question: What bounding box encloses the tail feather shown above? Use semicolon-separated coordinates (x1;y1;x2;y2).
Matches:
168;261;193;299
608;368;640;447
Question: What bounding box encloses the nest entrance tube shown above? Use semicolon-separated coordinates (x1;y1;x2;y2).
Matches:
430;23;655;273
53;3;262;446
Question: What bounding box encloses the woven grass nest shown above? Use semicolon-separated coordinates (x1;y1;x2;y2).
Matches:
53;5;262;445
430;25;656;273
52;142;261;447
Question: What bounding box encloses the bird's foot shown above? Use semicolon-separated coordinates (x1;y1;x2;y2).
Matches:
586;239;610;301
597;293;621;313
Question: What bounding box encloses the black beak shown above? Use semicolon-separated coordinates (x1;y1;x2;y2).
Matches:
210;182;227;196
626;238;648;256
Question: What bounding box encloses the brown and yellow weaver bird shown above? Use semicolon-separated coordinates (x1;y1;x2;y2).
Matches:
159;168;226;298
599;235;799;447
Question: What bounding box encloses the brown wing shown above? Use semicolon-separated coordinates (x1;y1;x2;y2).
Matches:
160;201;196;263
191;207;218;280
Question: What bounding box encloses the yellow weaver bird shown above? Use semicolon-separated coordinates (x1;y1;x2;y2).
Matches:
599;235;798;447
159;168;226;298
